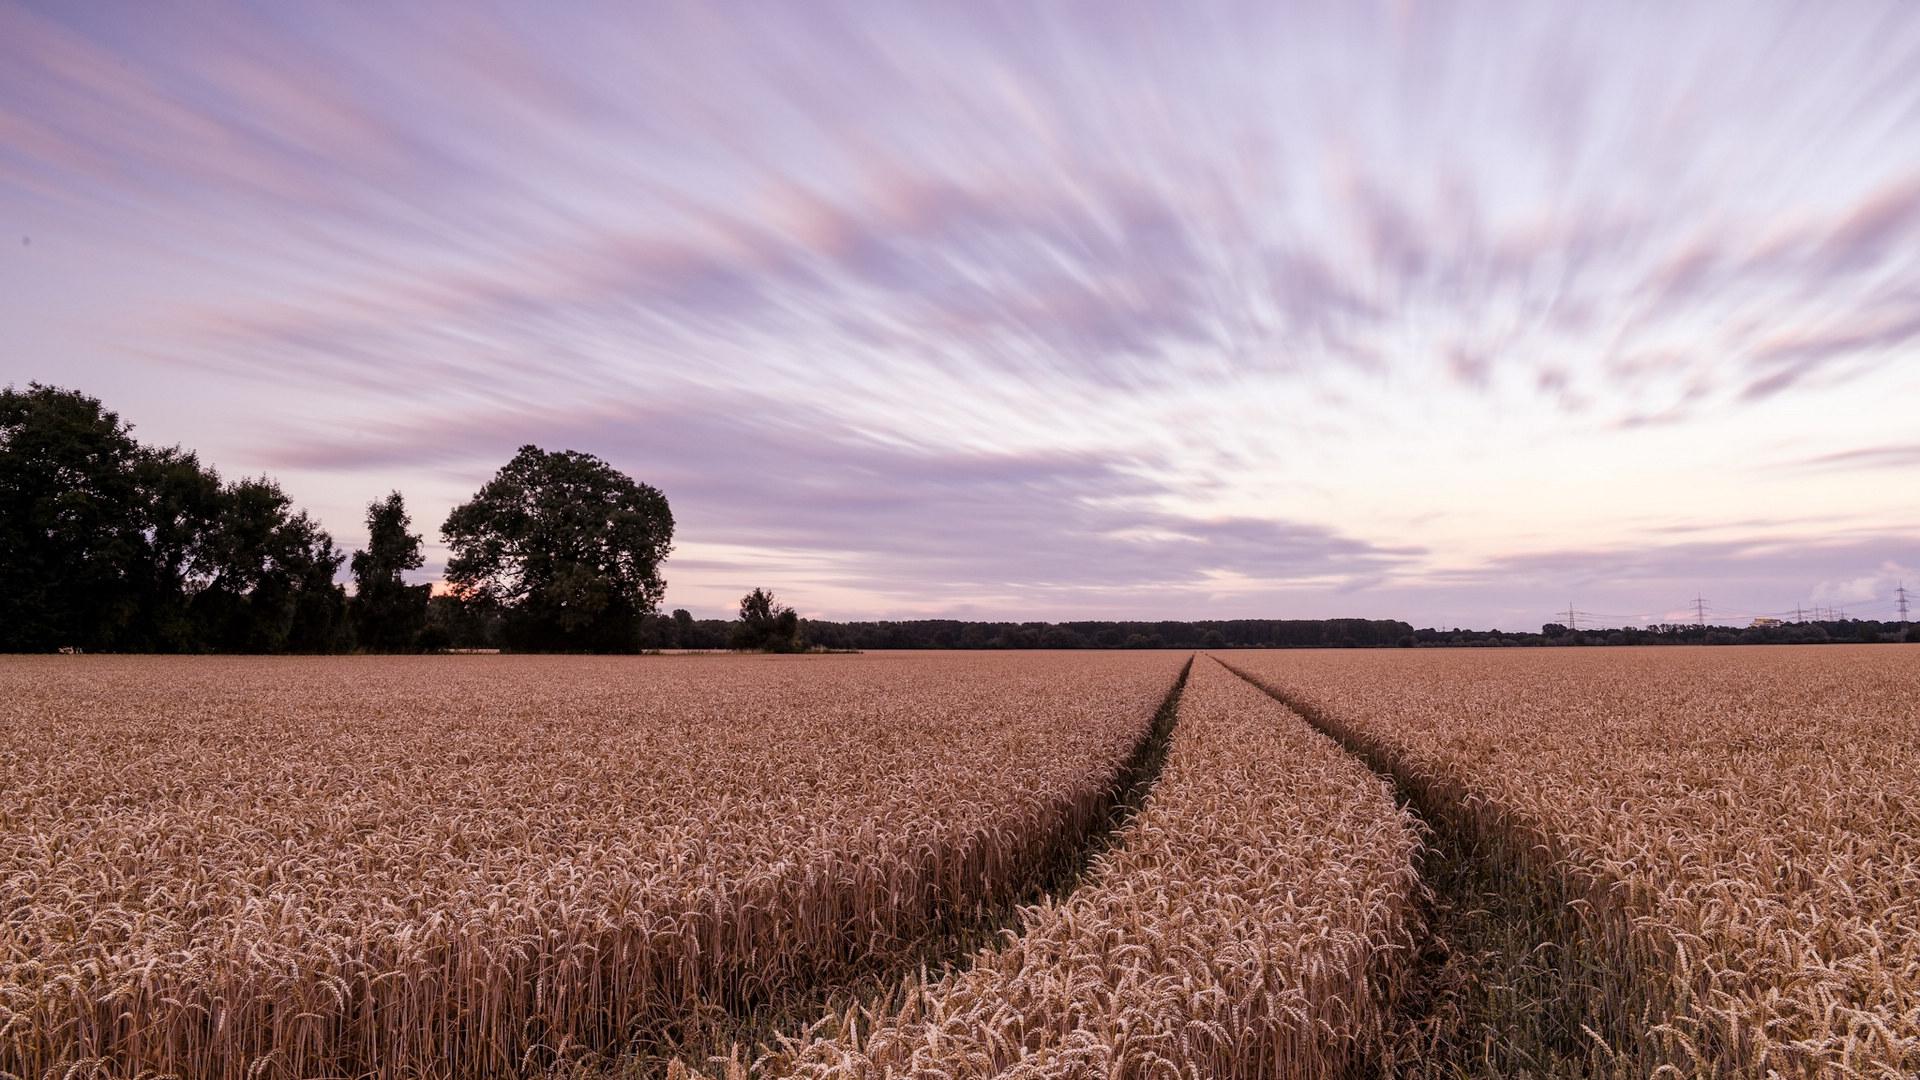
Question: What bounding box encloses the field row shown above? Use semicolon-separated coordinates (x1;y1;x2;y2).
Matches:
1227;646;1920;1078
767;655;1423;1078
0;653;1185;1079
8;648;1917;1079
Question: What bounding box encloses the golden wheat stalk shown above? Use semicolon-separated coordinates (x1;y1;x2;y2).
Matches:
0;651;1185;1080
771;655;1424;1079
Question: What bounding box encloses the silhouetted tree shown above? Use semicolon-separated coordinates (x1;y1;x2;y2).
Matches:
732;587;801;652
1;385;154;650
671;608;696;648
130;444;225;650
1040;625;1084;648
635;611;678;651
3;385;347;653
282;516;352;652
441;445;673;652
350;491;429;650
424;591;500;650
188;477;348;652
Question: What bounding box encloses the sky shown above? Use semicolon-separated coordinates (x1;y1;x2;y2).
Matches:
3;2;1919;630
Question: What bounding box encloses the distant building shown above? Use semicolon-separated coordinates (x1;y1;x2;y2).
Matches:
1751;616;1783;628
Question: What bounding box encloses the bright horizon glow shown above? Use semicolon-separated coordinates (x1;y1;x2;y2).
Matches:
3;2;1918;629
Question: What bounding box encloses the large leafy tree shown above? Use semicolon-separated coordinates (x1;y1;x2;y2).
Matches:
0;384;151;650
350;491;430;651
129;444;226;650
442;445;673;652
188;476;349;653
2;384;349;652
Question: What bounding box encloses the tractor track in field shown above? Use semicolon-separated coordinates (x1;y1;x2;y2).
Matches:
1213;656;1618;1079
630;655;1194;1078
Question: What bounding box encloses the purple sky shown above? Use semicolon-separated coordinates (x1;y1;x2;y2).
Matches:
4;2;1919;629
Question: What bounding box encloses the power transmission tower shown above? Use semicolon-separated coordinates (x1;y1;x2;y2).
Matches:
1794;604;1804;623
1567;602;1578;631
1693;594;1708;627
1899;583;1911;622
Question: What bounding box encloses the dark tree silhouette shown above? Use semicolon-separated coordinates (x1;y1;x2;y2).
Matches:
2;384;347;652
732;587;801;652
1;384;152;650
442;446;672;652
423;592;501;650
131;444;225;650
350;492;430;651
187;476;348;653
281;516;352;653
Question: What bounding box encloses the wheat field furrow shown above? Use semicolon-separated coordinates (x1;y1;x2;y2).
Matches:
0;652;1186;1080
8;647;1917;1080
768;655;1425;1079
1227;645;1920;1079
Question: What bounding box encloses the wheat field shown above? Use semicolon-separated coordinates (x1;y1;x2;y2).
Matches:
0;652;1184;1080
5;646;1917;1079
770;655;1424;1078
1228;645;1920;1078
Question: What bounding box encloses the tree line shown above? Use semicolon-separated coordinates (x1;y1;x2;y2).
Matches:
545;615;1421;653
3;384;353;652
1532;620;1919;646
2;384;675;653
452;614;1913;652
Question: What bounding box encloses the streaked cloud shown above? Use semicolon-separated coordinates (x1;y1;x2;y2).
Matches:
261;390;1420;607
1791;444;1920;473
4;1;1918;626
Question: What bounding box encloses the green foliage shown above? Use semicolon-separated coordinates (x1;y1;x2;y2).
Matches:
1;384;348;652
424;592;501;650
189;477;350;652
350;492;430;651
731;587;802;652
795;618;1427;650
1;383;150;650
441;445;673;652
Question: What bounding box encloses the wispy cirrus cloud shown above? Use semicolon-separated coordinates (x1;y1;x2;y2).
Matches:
1788;443;1920;473
6;1;1920;625
259;390;1419;604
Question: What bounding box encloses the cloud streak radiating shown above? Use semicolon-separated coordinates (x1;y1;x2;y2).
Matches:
3;1;1918;627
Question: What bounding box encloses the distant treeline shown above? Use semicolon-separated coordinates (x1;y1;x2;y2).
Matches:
802;617;1417;651
1531;621;1919;646
507;615;1424;652
515;614;1907;653
419;613;1919;651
